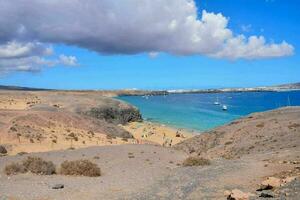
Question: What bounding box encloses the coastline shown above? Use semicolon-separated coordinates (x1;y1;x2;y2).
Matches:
1;82;300;98
0;89;195;155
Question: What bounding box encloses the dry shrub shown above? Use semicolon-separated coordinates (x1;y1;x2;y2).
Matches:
22;157;56;175
256;123;265;128
4;156;56;175
17;151;28;156
4;162;26;175
224;141;233;145
0;145;7;154
182;156;210;167
93;156;100;159
288;123;300;129
60;159;101;177
128;155;135;159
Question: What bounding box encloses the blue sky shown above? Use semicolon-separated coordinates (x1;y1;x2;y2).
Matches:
0;0;299;90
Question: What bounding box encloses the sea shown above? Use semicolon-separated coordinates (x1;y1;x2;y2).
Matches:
117;90;300;133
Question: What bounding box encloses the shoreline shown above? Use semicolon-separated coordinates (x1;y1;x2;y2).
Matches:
142;118;203;134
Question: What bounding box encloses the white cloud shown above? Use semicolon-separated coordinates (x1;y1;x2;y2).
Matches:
59;55;78;66
0;41;52;59
211;35;294;60
148;52;159;58
0;0;294;61
0;41;78;73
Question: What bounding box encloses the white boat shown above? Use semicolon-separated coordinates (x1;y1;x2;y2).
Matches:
214;97;220;105
222;105;227;111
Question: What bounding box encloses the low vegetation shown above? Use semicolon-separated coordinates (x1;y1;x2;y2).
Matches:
182;156;211;167
256;123;265;128
60;159;101;177
17;151;28;156
0;145;7;154
288;123;300;129
86;106;142;125
4;157;101;177
4;156;56;175
4;162;26;175
22;157;56;175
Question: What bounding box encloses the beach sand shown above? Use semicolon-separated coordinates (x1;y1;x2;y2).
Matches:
123;121;194;146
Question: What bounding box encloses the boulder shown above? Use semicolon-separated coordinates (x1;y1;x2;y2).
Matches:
261;177;281;188
259;192;274;198
227;189;254;200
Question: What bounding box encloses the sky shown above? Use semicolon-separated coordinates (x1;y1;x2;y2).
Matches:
0;0;299;90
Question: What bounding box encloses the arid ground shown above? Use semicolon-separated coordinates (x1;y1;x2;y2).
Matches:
0;90;299;199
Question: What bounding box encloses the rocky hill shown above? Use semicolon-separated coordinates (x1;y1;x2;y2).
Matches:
174;106;300;159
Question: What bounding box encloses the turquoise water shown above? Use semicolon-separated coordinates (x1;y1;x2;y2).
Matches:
118;91;300;132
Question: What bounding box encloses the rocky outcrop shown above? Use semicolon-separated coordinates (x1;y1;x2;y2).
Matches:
225;189;254;200
84;104;142;125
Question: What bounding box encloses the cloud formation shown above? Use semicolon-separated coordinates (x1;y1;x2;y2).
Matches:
0;0;294;67
0;41;52;59
0;41;77;73
59;55;78;66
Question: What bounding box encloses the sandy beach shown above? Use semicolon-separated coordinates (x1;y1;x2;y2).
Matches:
123;121;194;146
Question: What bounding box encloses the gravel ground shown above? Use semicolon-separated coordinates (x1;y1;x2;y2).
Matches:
0;144;187;200
1;145;298;200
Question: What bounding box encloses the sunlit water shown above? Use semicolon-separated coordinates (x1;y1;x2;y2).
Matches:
118;91;300;132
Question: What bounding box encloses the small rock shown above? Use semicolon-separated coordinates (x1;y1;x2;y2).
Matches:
227;189;254;200
224;190;231;196
257;184;273;191
285;192;290;196
261;177;281;188
52;184;64;189
259;192;274;198
282;176;298;185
